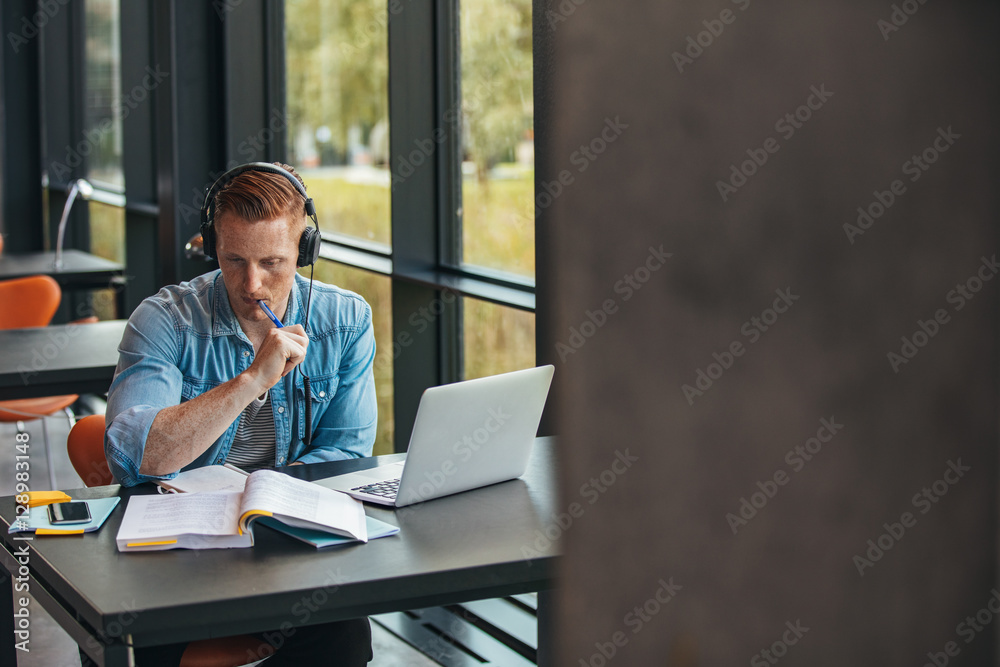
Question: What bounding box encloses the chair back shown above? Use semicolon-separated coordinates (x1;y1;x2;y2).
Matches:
67;414;115;487
0;275;62;330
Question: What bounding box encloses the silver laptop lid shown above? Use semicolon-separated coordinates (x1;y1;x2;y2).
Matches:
394;365;554;506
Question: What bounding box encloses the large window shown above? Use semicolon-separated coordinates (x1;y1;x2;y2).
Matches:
88;200;125;320
459;0;534;279
464;297;535;380
285;0;537;451
285;0;391;247
83;0;123;189
305;262;395;456
77;0;127;321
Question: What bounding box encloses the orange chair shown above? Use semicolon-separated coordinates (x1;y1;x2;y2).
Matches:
0;275;81;489
65;415;115;486
67;416;275;666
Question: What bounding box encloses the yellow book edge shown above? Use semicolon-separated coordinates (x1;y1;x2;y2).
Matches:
238;510;272;535
36;528;84;536
126;539;178;548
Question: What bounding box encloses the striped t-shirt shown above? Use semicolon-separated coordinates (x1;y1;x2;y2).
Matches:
225;390;276;471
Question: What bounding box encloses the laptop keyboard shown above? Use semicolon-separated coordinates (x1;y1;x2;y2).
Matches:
352;478;400;499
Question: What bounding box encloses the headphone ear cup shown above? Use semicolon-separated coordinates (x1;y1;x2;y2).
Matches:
297;225;321;267
201;221;216;259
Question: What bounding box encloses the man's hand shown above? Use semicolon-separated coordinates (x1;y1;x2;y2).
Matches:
247;324;309;393
139;324;308;477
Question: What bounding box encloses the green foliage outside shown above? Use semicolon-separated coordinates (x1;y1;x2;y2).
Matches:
88;201;125;321
285;0;537;455
305;262;395;456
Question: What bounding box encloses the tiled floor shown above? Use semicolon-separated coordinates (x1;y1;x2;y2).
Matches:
0;417;438;666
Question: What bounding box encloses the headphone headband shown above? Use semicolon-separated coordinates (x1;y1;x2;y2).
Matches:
201;161;316;226
199;162;320;267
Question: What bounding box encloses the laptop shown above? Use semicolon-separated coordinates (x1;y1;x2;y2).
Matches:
315;365;554;507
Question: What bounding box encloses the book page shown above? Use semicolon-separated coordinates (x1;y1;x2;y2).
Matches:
156;465;249;494
117;491;243;541
241;470;367;540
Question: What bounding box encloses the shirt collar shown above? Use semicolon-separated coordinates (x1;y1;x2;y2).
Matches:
211;271;305;337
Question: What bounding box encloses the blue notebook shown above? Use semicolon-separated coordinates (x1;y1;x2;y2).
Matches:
257;515;399;548
8;497;121;535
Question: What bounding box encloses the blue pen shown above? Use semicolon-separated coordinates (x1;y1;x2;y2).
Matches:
257;300;283;328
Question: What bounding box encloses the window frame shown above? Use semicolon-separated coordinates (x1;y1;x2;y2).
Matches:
19;0;543;454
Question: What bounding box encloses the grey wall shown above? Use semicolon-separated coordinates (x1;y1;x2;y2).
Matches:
543;1;999;664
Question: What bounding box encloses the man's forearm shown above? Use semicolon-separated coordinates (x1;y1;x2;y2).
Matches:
139;371;266;476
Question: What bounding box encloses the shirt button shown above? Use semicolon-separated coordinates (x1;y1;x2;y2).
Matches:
318;391;326;398
277;406;284;413
242;350;250;357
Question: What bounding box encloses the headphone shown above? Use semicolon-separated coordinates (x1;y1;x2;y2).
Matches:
200;161;321;268
199;162;320;447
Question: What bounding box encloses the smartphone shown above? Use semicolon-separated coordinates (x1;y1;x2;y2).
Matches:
47;501;92;525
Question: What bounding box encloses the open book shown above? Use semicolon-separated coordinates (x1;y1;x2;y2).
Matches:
154;463;249;494
116;469;367;552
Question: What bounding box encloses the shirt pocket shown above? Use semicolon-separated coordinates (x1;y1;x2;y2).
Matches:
296;376;339;408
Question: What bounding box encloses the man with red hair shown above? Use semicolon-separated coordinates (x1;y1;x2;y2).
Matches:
103;163;376;666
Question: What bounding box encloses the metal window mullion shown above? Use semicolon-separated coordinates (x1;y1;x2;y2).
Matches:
0;1;44;253
119;0;159;312
388;0;464;452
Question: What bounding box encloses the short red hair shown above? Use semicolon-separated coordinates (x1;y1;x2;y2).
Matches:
213;162;307;229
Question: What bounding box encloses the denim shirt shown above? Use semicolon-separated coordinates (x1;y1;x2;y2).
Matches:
105;270;377;487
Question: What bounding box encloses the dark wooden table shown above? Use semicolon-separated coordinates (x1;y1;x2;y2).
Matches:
0;438;559;666
0;249;127;316
0;320;125;400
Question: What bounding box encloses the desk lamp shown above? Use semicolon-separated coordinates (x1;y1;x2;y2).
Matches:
53;178;94;270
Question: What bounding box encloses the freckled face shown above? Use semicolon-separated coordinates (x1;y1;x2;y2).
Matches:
215;213;302;324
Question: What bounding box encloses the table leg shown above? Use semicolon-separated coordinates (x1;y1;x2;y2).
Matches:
102;637;134;667
112;275;128;320
537;589;554;667
1;558;16;666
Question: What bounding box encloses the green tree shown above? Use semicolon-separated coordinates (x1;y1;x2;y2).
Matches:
460;0;533;182
286;0;388;162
